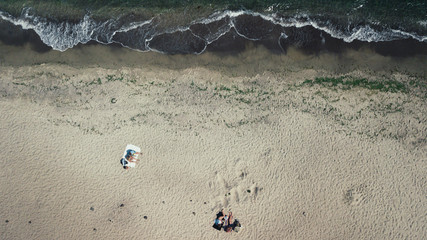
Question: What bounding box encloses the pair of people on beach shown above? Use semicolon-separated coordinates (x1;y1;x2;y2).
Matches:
121;149;141;170
213;210;241;233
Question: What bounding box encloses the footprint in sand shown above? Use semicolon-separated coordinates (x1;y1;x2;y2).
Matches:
216;172;229;190
229;186;242;203
248;183;260;199
237;168;249;180
212;170;261;209
343;184;368;206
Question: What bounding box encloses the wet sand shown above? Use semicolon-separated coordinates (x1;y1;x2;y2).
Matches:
0;42;426;239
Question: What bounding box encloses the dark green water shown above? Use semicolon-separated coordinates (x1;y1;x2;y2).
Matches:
1;0;425;24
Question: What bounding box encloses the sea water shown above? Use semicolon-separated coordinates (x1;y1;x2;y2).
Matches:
0;0;426;55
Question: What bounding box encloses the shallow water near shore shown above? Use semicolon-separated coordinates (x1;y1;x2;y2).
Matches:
1;39;426;79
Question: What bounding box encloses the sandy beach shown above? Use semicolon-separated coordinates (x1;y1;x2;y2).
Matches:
0;42;426;239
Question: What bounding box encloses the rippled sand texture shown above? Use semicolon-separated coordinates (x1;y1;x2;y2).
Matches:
0;45;426;239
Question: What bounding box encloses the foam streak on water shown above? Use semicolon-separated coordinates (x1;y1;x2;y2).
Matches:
0;7;426;54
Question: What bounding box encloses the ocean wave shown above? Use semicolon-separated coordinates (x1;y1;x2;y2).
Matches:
0;8;426;54
0;8;96;51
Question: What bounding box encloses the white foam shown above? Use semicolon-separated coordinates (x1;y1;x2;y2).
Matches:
1;8;426;53
1;8;96;51
278;32;288;52
192;10;427;43
0;8;154;51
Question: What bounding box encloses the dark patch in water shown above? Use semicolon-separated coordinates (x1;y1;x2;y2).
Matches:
0;19;51;52
189;16;231;43
233;14;276;40
370;39;427;57
148;29;206;54
205;29;247;53
280;26;323;54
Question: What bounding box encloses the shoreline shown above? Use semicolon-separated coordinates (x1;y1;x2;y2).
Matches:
1;38;427;78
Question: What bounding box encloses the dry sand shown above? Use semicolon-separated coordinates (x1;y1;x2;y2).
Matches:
0;44;426;239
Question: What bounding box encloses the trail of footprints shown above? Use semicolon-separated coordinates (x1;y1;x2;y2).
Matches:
211;164;262;209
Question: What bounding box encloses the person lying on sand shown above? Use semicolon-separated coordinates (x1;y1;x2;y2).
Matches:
224;211;241;233
213;210;241;232
121;150;141;170
213;209;227;230
126;150;140;162
224;211;233;232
